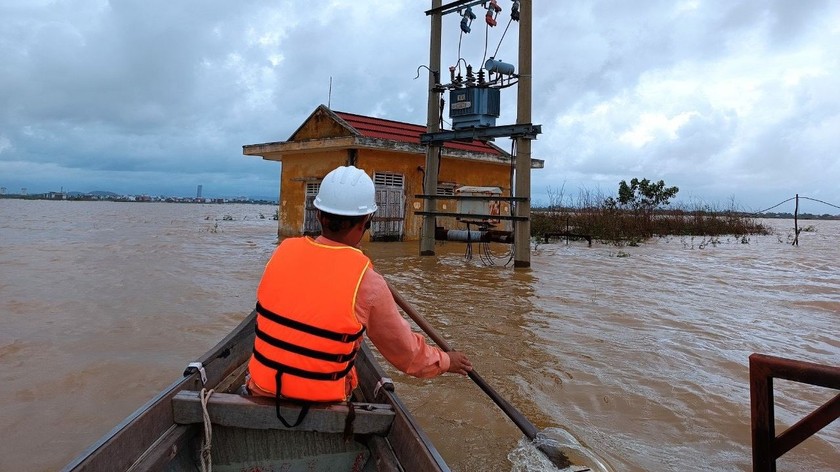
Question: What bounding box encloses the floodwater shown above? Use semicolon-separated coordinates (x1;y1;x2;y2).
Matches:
0;199;837;471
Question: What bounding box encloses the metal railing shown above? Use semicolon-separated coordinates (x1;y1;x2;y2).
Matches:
749;353;840;471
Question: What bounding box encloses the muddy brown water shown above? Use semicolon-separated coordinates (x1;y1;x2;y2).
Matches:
1;200;837;471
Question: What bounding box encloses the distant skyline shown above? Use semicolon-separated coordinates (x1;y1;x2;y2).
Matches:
0;184;276;200
2;1;839;216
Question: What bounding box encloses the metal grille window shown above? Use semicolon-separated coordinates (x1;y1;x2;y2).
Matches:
437;183;456;196
373;172;404;188
303;182;321;235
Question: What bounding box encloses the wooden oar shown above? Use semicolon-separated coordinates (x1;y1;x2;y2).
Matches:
387;283;572;469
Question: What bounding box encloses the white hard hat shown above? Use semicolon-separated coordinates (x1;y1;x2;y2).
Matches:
314;166;379;216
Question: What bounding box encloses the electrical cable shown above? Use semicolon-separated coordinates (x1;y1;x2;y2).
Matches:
503;240;515;267
492;17;514;60
749;195;840;216
457;31;465;76
464;138;518;267
504;139;518;267
481;20;491;71
800;196;840;210
753;197;796;214
486;138;517;268
482;236;515;267
413;65;433;80
509;139;516;200
480;241;493;265
439;95;445;129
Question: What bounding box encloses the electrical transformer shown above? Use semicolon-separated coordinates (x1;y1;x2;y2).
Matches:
449;87;501;129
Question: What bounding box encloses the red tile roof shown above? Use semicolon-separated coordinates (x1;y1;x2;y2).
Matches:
334;111;502;155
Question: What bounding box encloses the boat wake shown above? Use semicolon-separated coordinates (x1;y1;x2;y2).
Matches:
508;428;614;472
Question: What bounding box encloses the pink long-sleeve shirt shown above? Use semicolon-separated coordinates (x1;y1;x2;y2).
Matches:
321;236;450;378
247;236;449;397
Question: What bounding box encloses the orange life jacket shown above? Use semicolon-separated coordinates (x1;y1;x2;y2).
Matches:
248;237;369;410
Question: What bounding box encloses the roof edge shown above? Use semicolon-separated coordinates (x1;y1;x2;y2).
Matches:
287;104;361;141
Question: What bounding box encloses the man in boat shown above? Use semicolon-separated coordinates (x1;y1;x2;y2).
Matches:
245;165;472;418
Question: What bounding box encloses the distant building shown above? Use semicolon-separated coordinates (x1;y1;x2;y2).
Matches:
0;187;6;195
197;185;203;198
243;105;543;241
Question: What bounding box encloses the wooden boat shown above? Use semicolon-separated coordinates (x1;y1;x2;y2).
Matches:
62;310;449;472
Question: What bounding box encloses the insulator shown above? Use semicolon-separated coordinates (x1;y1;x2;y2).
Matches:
466;65;475;85
485;9;497;27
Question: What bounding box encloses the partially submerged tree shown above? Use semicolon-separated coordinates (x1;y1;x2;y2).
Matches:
533;179;766;243
615;178;679;212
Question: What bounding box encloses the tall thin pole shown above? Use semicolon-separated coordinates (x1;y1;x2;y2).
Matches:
513;0;532;268
421;0;442;256
793;193;800;246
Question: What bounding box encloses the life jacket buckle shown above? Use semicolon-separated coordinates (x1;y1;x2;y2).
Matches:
184;361;207;386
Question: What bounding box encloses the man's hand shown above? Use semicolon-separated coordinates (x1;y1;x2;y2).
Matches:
446;351;473;376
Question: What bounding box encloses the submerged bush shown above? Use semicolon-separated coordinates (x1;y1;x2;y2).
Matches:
532;186;768;245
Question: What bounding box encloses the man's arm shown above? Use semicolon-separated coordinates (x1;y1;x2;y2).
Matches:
356;268;452;378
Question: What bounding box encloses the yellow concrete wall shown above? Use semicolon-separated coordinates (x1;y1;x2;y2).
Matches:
277;150;348;237
358;149;512;240
275;148;512;241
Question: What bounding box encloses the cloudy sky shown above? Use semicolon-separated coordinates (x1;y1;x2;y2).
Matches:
2;1;838;213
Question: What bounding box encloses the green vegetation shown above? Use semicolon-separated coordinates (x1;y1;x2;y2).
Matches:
532;179;769;245
609;178;679;212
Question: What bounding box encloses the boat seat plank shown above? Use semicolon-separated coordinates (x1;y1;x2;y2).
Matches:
172;391;395;435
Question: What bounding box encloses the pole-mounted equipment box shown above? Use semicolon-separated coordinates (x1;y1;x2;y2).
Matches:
449;87;501;129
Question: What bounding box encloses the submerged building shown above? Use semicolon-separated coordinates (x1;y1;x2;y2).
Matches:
243;105;542;241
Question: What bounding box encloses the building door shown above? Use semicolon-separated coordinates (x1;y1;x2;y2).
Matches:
372;172;405;241
303;182;320;235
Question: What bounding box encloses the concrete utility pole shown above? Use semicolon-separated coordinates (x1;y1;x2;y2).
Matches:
420;0;442;256
513;0;532;268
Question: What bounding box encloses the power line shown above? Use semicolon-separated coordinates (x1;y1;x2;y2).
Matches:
753;197;796;214
800;196;840;211
753;196;840;214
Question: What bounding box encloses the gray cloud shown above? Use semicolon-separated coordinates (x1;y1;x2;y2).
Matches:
1;0;839;214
